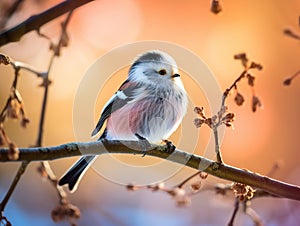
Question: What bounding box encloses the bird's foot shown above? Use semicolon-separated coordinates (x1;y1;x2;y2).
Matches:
135;133;152;157
163;140;176;153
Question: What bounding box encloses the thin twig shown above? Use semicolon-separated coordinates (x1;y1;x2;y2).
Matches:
0;161;29;213
194;55;262;165
244;201;263;226
0;53;47;78
200;67;247;164
289;69;300;80
35;10;74;215
213;127;223;163
0;64;20;122
36;10;73;147
228;197;240;226
11;61;47;78
176;171;201;188
283;28;300;40
0;97;10;123
40;161;68;204
283;69;300;86
221;70;248;107
211;56;262;164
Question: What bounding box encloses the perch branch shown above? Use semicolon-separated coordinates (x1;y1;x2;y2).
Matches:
0;140;299;201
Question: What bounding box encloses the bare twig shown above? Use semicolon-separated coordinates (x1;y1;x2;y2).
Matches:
244;201;263;226
221;70;248;107
32;10;78;225
283;69;300;86
0;161;29;213
282;18;300;86
36;10;73;147
0;59;30;159
38;161;68;204
283;28;300;40
0;56;39;221
194;53;263;165
126;171;207;208
228;197;239;226
0;53;47;78
126;168;209;207
176;171;201;188
0;0;94;46
0;56;33;215
0;214;11;226
221;55;263;108
213;126;223;163
0;8;76;224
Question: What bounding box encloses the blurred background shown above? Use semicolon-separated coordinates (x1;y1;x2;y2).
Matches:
0;0;300;225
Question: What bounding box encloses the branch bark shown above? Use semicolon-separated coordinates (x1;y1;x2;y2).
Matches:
0;140;299;201
0;0;94;47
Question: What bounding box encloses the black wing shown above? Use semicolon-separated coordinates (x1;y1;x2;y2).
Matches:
91;80;139;137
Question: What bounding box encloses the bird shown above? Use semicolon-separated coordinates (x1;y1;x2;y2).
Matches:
58;50;188;192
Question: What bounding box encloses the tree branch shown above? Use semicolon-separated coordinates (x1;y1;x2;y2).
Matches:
0;140;299;201
0;0;94;47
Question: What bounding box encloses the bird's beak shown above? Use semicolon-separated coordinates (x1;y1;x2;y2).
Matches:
171;73;180;78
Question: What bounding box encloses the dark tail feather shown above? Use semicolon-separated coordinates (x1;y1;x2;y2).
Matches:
58;155;96;192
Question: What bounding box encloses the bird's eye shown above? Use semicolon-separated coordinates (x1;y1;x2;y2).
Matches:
158;69;167;75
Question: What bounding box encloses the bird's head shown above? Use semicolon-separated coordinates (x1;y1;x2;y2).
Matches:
128;50;182;85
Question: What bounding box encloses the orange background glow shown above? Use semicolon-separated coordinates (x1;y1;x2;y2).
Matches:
0;0;300;225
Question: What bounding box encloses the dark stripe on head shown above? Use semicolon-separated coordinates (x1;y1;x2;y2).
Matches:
130;52;164;70
128;50;175;76
136;51;165;64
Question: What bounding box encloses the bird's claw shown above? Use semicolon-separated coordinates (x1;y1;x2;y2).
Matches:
163;140;176;153
135;133;152;157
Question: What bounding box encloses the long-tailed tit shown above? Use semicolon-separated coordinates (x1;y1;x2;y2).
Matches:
59;50;188;192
